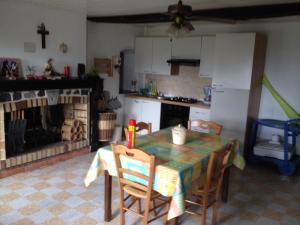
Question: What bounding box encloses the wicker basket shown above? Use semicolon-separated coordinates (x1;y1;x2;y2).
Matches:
98;112;117;141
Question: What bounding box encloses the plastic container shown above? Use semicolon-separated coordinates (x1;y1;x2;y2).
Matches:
127;119;136;148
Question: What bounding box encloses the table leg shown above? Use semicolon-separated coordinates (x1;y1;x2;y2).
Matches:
221;166;231;203
104;170;112;222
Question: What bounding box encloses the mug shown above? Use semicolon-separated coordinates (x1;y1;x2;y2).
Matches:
271;134;280;143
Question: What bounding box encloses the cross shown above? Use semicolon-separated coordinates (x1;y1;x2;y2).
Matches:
37;23;49;49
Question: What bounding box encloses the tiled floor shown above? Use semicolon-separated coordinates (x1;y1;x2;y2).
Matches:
1;153;300;225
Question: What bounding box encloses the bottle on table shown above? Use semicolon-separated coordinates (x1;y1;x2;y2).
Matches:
127;119;136;148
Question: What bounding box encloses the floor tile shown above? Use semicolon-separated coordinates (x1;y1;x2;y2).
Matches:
1;153;300;225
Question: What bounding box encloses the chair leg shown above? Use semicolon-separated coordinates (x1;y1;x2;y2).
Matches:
143;201;151;225
201;208;207;225
152;199;158;216
120;191;125;225
120;208;125;225
137;198;142;214
212;203;218;225
163;201;171;225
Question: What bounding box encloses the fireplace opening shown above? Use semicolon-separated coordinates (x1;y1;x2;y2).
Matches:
4;105;65;158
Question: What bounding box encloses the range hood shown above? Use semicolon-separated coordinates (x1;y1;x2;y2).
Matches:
167;58;200;66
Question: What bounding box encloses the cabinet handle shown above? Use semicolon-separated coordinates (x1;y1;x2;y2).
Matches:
212;84;223;87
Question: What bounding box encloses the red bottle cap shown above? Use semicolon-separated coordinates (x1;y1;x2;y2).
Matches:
128;119;136;126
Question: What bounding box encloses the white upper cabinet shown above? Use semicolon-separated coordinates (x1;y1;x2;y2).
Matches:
212;33;256;90
199;36;215;77
151;37;171;75
134;37;153;74
171;37;202;59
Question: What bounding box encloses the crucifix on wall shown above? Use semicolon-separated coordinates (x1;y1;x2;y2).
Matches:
37;23;49;49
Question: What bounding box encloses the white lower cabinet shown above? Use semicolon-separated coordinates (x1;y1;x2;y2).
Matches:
124;98;161;133
189;107;211;132
124;98;142;124
140;100;161;132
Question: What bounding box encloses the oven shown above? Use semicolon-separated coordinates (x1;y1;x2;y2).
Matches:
160;103;190;129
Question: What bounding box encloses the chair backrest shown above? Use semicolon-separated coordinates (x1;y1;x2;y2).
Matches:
112;144;155;199
136;122;152;134
188;119;223;136
203;143;232;199
124;122;152;142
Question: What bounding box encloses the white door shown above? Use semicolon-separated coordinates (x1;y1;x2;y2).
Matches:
134;37;152;73
199;36;215;77
212;33;256;90
210;88;250;149
124;98;142;126
152;37;171;75
171;37;202;59
141;100;161;133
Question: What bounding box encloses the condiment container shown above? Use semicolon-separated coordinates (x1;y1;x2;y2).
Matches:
172;124;187;145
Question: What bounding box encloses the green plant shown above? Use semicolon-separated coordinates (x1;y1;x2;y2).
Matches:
87;67;100;76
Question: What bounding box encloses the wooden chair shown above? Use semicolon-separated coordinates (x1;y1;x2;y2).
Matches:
184;144;232;225
124;122;152;142
188;120;223;136
112;144;170;225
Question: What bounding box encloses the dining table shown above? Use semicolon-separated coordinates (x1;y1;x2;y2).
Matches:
84;128;245;223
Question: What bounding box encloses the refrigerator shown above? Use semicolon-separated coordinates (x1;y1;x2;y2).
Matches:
210;88;250;149
209;33;267;153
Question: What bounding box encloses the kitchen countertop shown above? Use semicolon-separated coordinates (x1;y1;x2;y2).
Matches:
126;94;211;109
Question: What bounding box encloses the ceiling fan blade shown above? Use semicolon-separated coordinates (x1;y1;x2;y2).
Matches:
168;0;193;15
187;15;236;24
162;12;174;17
182;20;195;31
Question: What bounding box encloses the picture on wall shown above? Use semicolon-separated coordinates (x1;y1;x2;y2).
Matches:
0;58;22;80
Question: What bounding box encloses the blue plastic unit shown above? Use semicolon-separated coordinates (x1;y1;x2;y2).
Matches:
250;119;300;176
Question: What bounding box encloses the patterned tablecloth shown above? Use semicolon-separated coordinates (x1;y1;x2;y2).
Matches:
84;128;245;220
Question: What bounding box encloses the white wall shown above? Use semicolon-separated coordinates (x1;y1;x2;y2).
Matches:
145;21;300;145
0;0;86;77
87;22;143;124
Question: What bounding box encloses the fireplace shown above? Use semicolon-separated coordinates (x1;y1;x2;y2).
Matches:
0;78;102;175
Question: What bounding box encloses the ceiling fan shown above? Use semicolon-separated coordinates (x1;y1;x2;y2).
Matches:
165;0;235;36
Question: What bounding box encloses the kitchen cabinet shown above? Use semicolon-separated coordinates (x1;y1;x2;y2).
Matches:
152;37;171;75
189;107;211;132
124;98;161;133
171;37;202;59
189;107;211;121
199;36;215;77
124;98;142;124
134;37;152;73
212;33;256;90
140;99;161;132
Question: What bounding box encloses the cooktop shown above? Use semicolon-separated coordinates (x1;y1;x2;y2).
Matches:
164;96;198;104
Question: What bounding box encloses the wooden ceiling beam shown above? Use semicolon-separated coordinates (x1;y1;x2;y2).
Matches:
87;2;300;23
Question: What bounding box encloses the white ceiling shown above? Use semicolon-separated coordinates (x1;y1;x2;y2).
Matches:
11;0;300;16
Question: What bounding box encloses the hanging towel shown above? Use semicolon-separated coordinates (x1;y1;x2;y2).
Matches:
45;89;59;105
263;74;299;119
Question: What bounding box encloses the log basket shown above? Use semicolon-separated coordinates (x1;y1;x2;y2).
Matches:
98;112;117;142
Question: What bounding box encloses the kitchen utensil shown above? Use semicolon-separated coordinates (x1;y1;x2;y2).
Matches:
269;134;280;145
203;85;212;104
172;124;187;145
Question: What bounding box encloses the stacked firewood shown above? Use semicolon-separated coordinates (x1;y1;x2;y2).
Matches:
61;119;84;141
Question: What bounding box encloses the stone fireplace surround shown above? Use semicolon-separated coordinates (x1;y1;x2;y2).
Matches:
0;78;102;178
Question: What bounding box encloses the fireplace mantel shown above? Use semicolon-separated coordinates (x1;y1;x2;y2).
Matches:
0;77;103;92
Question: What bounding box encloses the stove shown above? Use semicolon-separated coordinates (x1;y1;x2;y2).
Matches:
164;96;198;104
